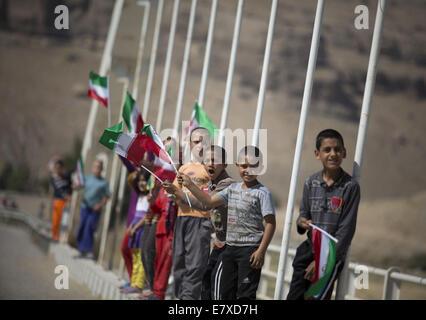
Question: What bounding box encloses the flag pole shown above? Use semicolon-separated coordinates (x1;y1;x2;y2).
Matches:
113;0;151;273
308;223;339;243
335;0;386;300
140;164;163;184
274;0;325;300
218;0;244;147
252;0;278;147
67;0;124;243
156;0;180;132
98;78;129;266
142;0;164;120
172;0;198;137
198;0;217;108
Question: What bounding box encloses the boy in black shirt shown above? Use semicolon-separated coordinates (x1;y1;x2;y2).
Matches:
287;129;360;300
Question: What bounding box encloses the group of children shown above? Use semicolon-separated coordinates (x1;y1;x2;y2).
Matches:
51;126;360;300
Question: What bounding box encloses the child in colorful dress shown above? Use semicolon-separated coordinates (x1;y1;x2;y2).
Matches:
122;170;152;293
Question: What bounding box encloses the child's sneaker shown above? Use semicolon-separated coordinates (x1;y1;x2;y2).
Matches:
122;286;142;294
119;281;131;290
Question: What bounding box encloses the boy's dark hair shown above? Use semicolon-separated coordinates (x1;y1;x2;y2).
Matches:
205;145;227;164
237;145;263;166
316;129;345;150
190;127;210;142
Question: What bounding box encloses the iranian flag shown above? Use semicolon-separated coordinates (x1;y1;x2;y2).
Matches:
98;122;145;166
139;124;174;165
304;224;338;300
153;156;176;182
185;102;217;137
122;91;144;134
75;155;85;187
87;71;109;108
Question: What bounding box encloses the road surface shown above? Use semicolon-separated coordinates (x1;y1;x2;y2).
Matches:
0;223;96;299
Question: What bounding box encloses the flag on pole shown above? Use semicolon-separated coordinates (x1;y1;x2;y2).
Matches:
75;155;85;187
185;101;217;137
304;224;338;300
122;91;144;134
139;124;173;164
98;122;145;166
87;71;109;108
139;124;192;207
153;156;176;182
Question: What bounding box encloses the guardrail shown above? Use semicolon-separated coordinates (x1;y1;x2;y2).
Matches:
2;207;424;300
258;244;426;300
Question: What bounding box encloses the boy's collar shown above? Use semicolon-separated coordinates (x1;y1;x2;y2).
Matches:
318;168;345;187
211;170;230;185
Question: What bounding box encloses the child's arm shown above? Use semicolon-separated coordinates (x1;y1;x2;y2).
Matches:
162;182;208;211
334;182;361;261
178;174;224;209
163;175;224;209
250;214;276;269
297;180;312;234
132;216;146;232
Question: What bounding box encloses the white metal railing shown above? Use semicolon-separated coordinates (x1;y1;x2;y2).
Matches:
259;243;426;300
1;207;425;300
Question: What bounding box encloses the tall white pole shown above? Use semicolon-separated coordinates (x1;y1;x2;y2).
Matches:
142;0;164;120
111;0;151;272
156;0;180;131
98;78;129;266
67;0;124;243
274;0;325;300
198;0;218;108
172;0;198;137
133;1;151;100
251;0;278;147
218;0;244;147
336;0;386;299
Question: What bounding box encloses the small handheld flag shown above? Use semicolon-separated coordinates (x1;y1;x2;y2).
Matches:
304;223;338;300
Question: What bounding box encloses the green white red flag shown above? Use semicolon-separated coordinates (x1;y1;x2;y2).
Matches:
185;102;217;137
139;124;174;165
98;122;146;166
87;71;109;108
304;224;338;300
122;91;144;134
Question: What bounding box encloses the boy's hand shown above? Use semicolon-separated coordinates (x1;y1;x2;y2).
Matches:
304;260;316;281
93;202;103;212
250;249;265;269
178;174;193;188
298;217;313;231
163;182;178;195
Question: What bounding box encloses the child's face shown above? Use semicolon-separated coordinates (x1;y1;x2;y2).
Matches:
190;130;210;162
92;161;103;177
236;156;259;185
315;138;346;171
137;176;148;192
203;150;226;181
54;163;64;176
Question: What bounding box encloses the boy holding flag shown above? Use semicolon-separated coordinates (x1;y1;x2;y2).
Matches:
287;129;361;300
